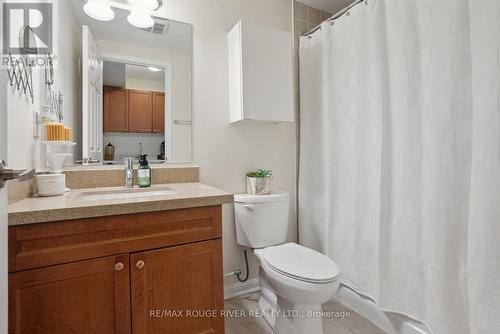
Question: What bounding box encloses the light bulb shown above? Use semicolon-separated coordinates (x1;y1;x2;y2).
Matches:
83;0;115;21
127;11;155;28
148;67;162;72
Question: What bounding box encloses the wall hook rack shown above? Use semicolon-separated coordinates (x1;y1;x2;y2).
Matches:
6;53;35;103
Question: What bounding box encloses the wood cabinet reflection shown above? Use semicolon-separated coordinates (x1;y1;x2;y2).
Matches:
103;86;165;134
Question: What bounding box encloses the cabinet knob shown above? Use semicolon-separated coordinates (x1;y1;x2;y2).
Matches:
115;262;124;271
136;260;145;269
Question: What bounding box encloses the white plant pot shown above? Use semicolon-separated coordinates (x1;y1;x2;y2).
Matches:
246;176;272;195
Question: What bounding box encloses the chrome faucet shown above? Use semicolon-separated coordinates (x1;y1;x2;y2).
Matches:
124;157;134;188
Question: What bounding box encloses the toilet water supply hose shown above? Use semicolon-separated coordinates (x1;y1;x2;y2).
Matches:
235;249;249;282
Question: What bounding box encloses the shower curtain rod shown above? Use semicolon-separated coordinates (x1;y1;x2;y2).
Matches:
304;0;366;36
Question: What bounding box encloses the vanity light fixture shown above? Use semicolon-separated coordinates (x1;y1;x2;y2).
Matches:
83;0;115;21
82;0;163;29
127;11;155;29
147;66;162;72
126;0;158;28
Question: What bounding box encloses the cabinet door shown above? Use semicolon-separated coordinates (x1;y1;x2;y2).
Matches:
9;255;131;334
152;92;165;133
131;240;224;334
129;90;153;133
103;86;129;132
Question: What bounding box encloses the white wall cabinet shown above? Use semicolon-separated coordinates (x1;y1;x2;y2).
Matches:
228;21;294;123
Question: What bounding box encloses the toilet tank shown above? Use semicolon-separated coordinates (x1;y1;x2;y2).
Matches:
234;191;290;248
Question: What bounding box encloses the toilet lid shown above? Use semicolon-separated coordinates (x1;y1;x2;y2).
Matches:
263;243;339;283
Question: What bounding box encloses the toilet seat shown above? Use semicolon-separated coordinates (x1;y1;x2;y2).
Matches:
263;243;339;284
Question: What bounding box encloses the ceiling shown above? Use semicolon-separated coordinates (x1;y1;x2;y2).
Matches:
70;0;192;54
126;64;165;82
103;62;165;88
297;0;353;14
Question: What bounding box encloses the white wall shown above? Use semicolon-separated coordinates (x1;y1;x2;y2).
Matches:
103;61;125;87
126;78;164;92
103;133;164;161
156;0;296;289
6;64;43;169
6;0;82;169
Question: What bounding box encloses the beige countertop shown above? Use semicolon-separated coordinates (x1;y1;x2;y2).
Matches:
8;183;233;226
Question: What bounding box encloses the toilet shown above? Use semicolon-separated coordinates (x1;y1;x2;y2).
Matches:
234;191;340;334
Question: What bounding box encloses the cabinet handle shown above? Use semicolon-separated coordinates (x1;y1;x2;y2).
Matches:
115;262;124;271
136;260;145;269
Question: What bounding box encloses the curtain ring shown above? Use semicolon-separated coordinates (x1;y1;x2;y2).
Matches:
346;11;350;16
308;35;312;39
330;21;334;26
365;0;368;4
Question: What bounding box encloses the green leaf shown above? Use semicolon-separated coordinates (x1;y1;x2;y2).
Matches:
246;169;272;178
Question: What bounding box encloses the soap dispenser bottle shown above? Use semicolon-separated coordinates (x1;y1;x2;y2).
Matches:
138;154;151;187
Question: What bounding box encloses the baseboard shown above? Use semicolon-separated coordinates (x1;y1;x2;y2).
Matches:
224;278;260;300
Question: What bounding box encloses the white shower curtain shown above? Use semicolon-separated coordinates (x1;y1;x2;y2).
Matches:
298;1;500;334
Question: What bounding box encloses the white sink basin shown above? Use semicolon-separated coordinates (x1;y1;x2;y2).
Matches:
78;187;175;202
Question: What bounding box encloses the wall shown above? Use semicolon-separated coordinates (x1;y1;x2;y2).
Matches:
6;62;43;169
103;133;164;161
157;0;296;290
103;61;125;87
126;78;165;92
6;0;82;169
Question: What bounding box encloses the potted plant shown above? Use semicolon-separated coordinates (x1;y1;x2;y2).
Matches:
246;169;272;195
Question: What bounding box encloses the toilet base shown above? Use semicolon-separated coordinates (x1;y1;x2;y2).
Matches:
258;268;325;334
258;295;324;334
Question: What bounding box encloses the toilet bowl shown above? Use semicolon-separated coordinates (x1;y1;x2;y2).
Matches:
234;192;340;334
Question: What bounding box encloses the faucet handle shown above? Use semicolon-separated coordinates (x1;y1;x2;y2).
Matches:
0;160;36;189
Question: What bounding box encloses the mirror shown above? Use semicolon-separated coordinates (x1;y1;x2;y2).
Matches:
70;0;192;164
102;62;166;163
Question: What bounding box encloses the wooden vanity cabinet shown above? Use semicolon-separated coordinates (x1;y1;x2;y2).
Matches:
152;92;165;133
129;90;153;133
131;240;223;334
9;255;131;334
103;86;165;134
103;86;129;132
8;206;224;334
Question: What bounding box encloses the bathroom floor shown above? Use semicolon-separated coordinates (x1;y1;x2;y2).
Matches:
224;293;387;334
